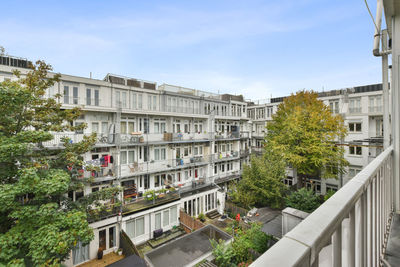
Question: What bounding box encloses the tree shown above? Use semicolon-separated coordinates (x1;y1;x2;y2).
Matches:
231;147;287;208
285;188;321;213
266;90;348;188
0;60;119;265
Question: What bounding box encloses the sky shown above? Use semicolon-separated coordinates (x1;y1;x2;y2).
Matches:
0;0;382;100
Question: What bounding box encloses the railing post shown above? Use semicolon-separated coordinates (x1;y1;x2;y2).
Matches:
332;224;342;267
367;184;373;267
349;207;356;267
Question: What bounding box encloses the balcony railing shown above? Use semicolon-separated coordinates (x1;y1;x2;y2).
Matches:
251;146;393;266
369;106;383;113
41;132;113;147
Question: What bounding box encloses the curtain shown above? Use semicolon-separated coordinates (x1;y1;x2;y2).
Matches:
72;241;89;265
155;213;161;229
126;220;135;239
163;210;169;227
136;217;144;236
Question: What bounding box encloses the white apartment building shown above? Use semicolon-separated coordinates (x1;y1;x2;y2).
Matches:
247;83;384;195
0;56;251;266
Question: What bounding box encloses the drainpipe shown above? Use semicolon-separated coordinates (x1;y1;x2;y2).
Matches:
373;0;383;56
373;0;392;56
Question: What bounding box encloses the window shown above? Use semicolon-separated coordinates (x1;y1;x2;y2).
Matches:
109;227;116;248
155;175;160;187
92;122;99;133
163;210;169;226
121;151;127;164
73;86;78;104
64;86;69;104
349;146;362;155
348;166;362;178
136;217;144;236
122;92;127;108
154;119;166;134
349;122;362;132
138;94;143;109
147;95;151;110
369;95;383;112
349;98;361;113
72;242;89;265
94;89;99;106
86;89;91;105
128;151;135;164
155;213;161;229
329;100;339;114
154;147;166;161
144;175;150;189
153;95;157;110
132;93;137;109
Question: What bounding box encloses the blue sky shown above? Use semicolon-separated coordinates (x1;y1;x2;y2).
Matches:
1;0;381;100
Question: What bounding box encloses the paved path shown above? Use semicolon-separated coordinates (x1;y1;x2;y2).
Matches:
247;207;282;238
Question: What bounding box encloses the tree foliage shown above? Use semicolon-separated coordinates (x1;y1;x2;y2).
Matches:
211;223;271;266
285;188;321;213
266;91;348;186
230;145;287;209
0;60;119;266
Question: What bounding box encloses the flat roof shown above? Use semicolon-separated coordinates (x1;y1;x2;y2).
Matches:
145;225;231;267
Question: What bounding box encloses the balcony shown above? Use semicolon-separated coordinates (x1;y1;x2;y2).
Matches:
123;190;180;215
41;132;114;147
215;132;240;140
214;170;241;184
211;152;240;162
120;156;208;177
369;106;383;113
251;146;394;266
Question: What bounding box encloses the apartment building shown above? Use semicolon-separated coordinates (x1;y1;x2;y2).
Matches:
247;83;384;194
0;56;251;266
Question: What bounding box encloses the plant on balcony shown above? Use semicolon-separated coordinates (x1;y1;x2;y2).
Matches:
265;90;348;188
145;190;156;201
0;58;121;266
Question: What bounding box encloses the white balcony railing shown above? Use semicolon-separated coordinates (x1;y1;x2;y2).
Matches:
251;146;394;267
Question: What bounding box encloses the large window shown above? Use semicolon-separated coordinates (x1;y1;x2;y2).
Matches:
349;146;362;156
155;213;161;229
349;98;361;113
163;210;169;227
349;122;362;132
348;166;362;178
64;86;69;104
73;86;79;104
86;89;91;105
126;216;145;239
154;119;166;134
154;147;166;161
369;95;382;113
329;100;339;114
72;242;89;265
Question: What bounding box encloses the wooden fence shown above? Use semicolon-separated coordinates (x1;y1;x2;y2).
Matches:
179;209;205;233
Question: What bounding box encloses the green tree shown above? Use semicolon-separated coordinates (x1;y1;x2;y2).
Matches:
266;90;348;188
285;188;321;213
231;146;287;209
0;60;119;266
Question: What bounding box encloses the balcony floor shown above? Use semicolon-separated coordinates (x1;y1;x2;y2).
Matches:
385;212;400;266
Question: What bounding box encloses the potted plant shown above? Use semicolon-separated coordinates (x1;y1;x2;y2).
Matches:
97;248;103;259
117;248;123;256
197;213;206;222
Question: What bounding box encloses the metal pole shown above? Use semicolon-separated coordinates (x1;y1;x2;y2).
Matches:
382;30;390;148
